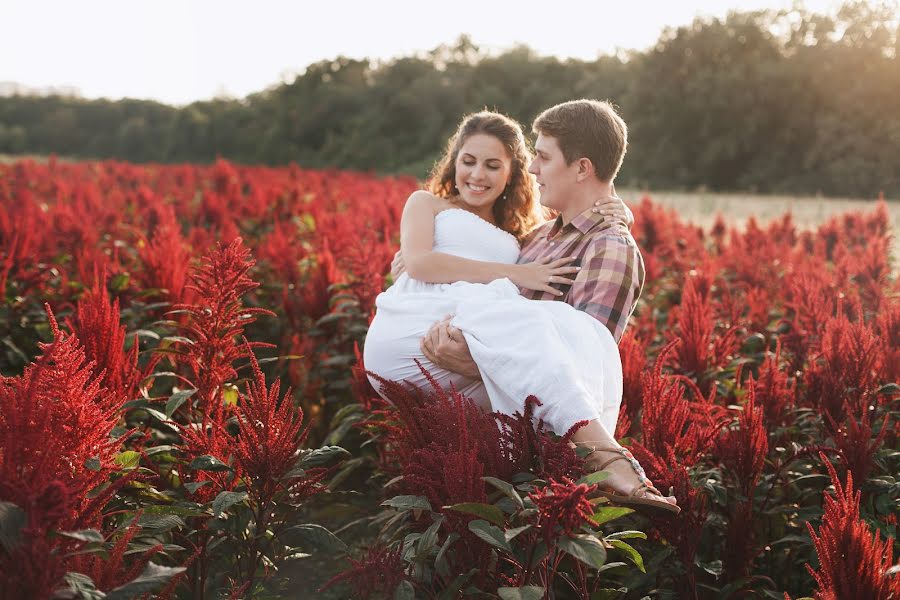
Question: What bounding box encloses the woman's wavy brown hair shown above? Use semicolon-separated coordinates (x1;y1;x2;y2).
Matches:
428;111;545;242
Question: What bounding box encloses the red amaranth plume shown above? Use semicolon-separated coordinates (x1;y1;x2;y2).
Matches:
67;274;142;400
319;544;410;598
716;382;768;499
68;513;163;593
825;397;891;488
617;330;647;437
751;344;796;429
806;453;900;600
172;237;275;416
234;343;328;506
639;341;723;467
670;272;738;393
630;445;709;594
527;477;597;541
0;305;129;597
138;204;192;305
804;311;885;429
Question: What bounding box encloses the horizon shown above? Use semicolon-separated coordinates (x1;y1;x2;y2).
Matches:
2;0;853;106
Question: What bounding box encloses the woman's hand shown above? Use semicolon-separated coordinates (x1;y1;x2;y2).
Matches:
390;250;405;279
592;189;635;228
508;256;580;295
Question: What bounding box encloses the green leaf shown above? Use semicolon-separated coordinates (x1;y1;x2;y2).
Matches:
590;506;635;526
165;388;197;418
110;272;130;292
382;495;432;512
591;587;628;600
699;559;723;577
297;445;350;468
483;476;524;508
211;491;247;517
604;530;646;541
577;470;610;486
434;532;460;578
876;382;900;396
184;481;211;494
0;501;25;552
394;580;415;600
498;586;545;600
444;502;505;527
467;519;512;552
143;445;175;456
115;451;141;469
161;335;195;345
189;455;231;472
104;563;187;600
62;572;106;600
281;523;348;553
222;384;239;407
504;524;532;544
608;539;645;572
84;457;102;471
58;529;104;543
417;517;444;557
557;534;607;569
136;514;185;531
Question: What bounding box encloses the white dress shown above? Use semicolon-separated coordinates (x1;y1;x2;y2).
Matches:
363;208;623;436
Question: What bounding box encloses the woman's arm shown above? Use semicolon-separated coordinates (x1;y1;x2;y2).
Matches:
400;191;577;294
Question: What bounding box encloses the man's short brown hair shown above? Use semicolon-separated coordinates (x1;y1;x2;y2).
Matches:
533;99;628;182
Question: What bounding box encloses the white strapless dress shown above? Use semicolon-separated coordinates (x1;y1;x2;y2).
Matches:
363;208;623;436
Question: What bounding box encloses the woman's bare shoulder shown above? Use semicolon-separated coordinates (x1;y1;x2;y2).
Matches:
406;190;454;214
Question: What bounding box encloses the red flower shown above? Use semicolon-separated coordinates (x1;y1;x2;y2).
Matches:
805;310;885;429
320;544;410;599
528;478;597;539
0;306;130;597
716;382;768;498
234;345;328;505
806;453;900;600
67;273;143;400
173;237;275;417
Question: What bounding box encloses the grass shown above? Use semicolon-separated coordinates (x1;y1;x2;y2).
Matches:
619;188;899;268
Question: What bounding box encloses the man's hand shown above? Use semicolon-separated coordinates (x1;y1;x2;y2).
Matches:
390;250;406;280
421;317;482;380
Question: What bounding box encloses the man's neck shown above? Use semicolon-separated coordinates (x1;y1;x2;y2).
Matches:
559;181;614;226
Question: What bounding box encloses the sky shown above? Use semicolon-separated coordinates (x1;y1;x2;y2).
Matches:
2;0;846;106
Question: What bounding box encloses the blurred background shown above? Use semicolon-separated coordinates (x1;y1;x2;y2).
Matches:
1;0;898;199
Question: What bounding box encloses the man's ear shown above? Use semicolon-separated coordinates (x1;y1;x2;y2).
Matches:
574;158;594;182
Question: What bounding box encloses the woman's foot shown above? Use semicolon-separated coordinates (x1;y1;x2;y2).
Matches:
576;443;680;515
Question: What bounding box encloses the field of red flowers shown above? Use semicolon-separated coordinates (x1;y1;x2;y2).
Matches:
0;158;897;600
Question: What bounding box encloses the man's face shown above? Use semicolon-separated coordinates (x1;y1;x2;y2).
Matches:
529;133;577;212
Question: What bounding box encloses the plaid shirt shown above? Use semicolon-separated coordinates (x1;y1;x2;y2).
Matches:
517;206;645;343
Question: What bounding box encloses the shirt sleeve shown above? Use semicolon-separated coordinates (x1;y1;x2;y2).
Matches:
567;232;644;342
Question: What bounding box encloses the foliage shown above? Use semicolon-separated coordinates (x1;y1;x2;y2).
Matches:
0;158;897;598
1;4;899;196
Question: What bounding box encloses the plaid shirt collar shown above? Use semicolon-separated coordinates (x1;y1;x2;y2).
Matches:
545;205;618;239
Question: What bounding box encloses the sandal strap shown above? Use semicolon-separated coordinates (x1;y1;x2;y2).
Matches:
627;482;666;499
581;445;654;489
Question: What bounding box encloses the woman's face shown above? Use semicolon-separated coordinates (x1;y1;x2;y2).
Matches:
454;133;513;213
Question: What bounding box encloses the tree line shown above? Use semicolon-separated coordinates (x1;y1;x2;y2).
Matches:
1;2;897;197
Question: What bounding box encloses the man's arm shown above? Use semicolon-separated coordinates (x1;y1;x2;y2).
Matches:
420;318;482;380
568;232;645;342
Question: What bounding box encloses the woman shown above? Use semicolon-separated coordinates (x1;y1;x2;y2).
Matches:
364;111;678;514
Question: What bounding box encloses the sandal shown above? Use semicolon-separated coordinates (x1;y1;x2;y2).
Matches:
579;445;681;516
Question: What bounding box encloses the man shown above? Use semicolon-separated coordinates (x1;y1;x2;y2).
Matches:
392;99;678;513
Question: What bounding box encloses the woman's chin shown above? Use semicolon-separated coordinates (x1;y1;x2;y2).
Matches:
458;195;499;211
